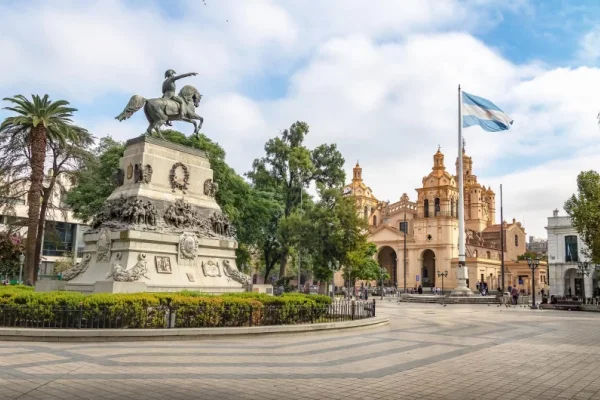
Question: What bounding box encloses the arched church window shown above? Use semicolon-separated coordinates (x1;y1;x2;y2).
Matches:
434;198;440;216
373;215;377;226
424;199;429;217
486;251;491;259
363;206;368;220
451;200;455;217
474;250;478;257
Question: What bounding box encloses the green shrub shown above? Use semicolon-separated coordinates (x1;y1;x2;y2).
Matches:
0;290;336;328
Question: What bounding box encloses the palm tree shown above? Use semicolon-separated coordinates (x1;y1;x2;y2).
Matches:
0;95;78;284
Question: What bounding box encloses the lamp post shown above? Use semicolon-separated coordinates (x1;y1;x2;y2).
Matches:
403;210;407;294
380;266;386;300
576;260;591;304
18;253;25;284
526;258;540;309
327;260;339;301
437;269;448;294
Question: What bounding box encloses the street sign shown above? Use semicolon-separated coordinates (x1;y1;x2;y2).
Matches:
416;275;420;282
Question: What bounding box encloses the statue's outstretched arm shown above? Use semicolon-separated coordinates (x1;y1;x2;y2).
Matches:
174;72;198;81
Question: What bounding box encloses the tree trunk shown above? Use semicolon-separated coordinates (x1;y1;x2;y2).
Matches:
34;185;53;281
279;247;288;278
24;126;47;284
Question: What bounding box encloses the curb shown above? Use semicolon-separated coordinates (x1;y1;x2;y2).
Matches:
0;316;389;342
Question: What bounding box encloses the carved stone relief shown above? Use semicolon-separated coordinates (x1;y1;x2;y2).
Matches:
91;195;158;229
203;179;218;198
96;228;112;262
143;164;153;184
127;164;133;180
201;260;221;277
113;169;124;186
179;233;197;260
107;253;149;282
186;272;195;282
155;256;172;274
134;163;142;183
61;254;92;281
169;162;189;193
222;260;251;286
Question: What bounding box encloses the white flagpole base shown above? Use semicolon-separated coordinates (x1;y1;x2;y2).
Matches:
451;265;473;297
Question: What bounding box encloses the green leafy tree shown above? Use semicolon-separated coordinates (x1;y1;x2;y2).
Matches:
0;231;25;279
0;95;81;283
295;187;366;282
247;122;345;277
565;170;600;262
65;137;125;222
517;251;548;262
345;242;382;283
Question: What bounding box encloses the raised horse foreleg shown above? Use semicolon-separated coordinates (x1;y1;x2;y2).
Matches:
181;118;198;136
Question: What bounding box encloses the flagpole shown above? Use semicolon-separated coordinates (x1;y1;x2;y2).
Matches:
500;184;505;293
453;84;471;295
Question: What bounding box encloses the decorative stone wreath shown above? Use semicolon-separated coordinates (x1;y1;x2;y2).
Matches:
169;162;190;193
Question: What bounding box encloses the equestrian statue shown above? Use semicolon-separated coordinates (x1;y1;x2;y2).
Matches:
115;69;204;138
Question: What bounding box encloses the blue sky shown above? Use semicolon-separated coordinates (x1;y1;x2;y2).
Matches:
1;0;600;237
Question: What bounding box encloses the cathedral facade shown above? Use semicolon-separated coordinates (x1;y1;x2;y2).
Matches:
343;147;529;292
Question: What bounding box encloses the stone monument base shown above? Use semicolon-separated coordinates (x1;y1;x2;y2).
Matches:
58;136;250;295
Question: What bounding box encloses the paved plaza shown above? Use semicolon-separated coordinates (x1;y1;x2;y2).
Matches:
1;302;600;400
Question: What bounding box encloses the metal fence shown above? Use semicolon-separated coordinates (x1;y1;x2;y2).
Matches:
0;300;376;330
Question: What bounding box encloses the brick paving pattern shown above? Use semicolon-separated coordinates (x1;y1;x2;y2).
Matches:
1;302;600;399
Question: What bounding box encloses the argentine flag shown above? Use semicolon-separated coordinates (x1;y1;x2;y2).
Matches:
462;91;513;132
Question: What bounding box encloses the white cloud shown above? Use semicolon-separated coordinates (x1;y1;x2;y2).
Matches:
1;0;599;240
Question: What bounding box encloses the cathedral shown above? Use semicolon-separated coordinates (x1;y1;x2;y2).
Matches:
341;146;532;292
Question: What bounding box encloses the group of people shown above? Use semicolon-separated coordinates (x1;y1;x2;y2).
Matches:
476;281;489;296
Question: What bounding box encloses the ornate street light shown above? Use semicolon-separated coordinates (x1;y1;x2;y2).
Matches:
577;261;591;303
380;266;386;300
437;269;448;294
526;258;540;309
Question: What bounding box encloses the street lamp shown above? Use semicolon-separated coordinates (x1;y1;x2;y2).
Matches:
18;253;25;284
576;261;591;304
327;260;339;301
526;258;540;309
437;269;448;294
380;266;386;300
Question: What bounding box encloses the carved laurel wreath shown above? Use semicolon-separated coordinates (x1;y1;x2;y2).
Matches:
169;162;190;192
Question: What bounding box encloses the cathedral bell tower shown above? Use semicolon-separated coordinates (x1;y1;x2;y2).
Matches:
353;161;362;182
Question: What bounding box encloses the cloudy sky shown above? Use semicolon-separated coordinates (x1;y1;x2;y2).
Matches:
1;0;600;238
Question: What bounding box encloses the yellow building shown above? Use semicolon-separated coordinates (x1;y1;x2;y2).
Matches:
342;147;539;293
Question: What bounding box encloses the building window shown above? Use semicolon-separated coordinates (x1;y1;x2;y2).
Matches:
363;206;368;220
450;200;455;217
372;215;377;226
514;235;518;246
424;199;429;217
486;251;491;259
399;221;408;234
42;222;75;257
565;235;578;262
434;198;440;216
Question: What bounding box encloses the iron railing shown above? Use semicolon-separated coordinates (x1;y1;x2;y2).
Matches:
0;300;375;329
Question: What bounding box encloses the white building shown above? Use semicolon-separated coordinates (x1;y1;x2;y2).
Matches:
0;169;87;275
546;209;597;299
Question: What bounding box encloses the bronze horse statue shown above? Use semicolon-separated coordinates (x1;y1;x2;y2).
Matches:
115;85;203;138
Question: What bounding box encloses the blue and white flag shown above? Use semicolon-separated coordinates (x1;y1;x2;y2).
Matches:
462;91;513;132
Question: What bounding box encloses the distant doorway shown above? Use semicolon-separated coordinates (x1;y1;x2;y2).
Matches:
421;249;435;288
377;246;397;286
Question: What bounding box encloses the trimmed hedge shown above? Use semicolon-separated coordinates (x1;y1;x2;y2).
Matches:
0;286;333;329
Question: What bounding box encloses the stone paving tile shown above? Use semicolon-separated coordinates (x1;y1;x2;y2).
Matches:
1;303;600;399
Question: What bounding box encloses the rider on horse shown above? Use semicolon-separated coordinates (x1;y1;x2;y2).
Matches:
162;69;198;126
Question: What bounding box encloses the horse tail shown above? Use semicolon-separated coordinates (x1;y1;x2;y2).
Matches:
115;95;146;121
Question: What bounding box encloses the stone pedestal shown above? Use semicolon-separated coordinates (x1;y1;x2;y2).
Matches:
451;265;473;297
35;280;66;292
61;136;250;294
